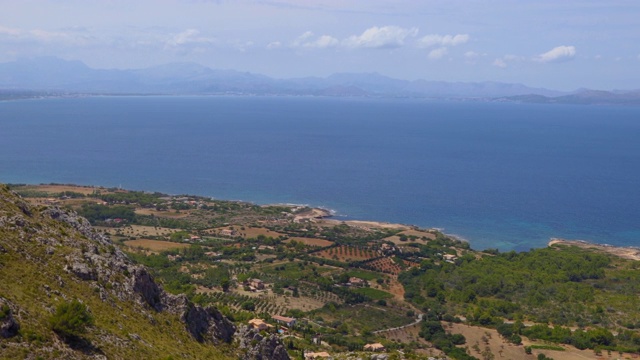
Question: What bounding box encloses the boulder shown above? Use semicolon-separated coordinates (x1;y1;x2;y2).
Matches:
0;298;19;338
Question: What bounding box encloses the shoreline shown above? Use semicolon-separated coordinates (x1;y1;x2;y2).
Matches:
8;182;639;259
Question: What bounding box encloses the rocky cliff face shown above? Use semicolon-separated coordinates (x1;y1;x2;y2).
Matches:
0;184;290;359
0;184;250;359
39;203;238;345
237;326;291;360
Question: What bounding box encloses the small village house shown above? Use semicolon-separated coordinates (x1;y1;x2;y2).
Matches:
272;315;296;327
248;318;272;331
249;279;265;290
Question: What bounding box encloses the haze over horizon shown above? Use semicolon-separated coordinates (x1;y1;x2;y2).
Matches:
1;1;639;91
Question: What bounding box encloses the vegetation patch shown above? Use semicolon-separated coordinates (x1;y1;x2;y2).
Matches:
351;288;393;300
124;239;191;252
49;299;94;340
528;344;566;351
313;245;378;262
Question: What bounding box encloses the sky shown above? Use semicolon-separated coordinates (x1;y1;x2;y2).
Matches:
0;0;639;91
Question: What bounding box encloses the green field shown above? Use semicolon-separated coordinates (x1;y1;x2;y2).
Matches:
345;269;380;281
352;287;393;300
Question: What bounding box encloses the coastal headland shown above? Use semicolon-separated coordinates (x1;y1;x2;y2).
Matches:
5;182;640;360
549;238;640;261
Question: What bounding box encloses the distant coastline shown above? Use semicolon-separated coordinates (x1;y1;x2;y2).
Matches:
1;57;640;104
11;182;640;261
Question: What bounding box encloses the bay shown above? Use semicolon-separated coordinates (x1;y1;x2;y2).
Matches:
1;95;639;251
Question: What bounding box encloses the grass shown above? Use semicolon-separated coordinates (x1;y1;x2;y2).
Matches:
312;303;411;332
260;260;334;281
529;344;566;351
351;287;393;300
345;270;380;281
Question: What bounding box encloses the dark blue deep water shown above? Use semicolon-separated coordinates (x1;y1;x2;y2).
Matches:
2;96;639;251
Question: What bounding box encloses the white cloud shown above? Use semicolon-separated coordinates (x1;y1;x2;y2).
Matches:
418;33;469;48
232;40;254;52
492;54;524;68
0;25;21;36
292;31;314;46
310;35;339;48
535;45;576;63
464;51;487;64
428;47;448;60
464;51;479;59
165;29;214;47
0;25;93;46
291;31;338;49
343;26;418;49
493;58;507;68
267;41;282;49
503;54;522;61
29;29;74;43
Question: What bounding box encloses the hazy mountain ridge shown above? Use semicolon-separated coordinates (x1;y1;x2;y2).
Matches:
0;57;638;104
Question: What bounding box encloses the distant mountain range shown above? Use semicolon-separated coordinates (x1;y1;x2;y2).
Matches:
1;57;639;104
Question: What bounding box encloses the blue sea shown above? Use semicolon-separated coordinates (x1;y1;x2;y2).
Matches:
1;96;639;251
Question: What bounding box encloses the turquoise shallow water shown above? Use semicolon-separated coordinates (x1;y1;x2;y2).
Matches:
1;96;639;251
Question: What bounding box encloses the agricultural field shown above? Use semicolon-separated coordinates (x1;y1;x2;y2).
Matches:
16;183;104;195
237;226;285;239
310;303;416;333
313;245;378;262
284;237;334;247
233;287;330;312
135;208;191;218
351;287;393;300
365;257;403;276
258;260;337;281
124;239;190;252
384;229;436;245
344;269;380;281
100;224;180;238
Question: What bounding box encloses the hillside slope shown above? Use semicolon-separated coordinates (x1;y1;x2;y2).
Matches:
0;184;287;359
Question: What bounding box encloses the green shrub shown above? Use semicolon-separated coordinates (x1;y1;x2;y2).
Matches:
49;300;94;339
0;304;10;320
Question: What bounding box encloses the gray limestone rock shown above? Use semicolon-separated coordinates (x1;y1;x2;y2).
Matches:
237;326;290;360
0;298;19;338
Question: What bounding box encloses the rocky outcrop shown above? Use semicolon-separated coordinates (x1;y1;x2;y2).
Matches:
131;266;164;311
0;298;19;338
182;301;236;343
66;260;98;281
42;206;120;251
237;326;290;360
0;187;238;348
40;204;237;344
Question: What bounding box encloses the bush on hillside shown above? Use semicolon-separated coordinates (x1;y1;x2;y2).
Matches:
49;299;94;339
